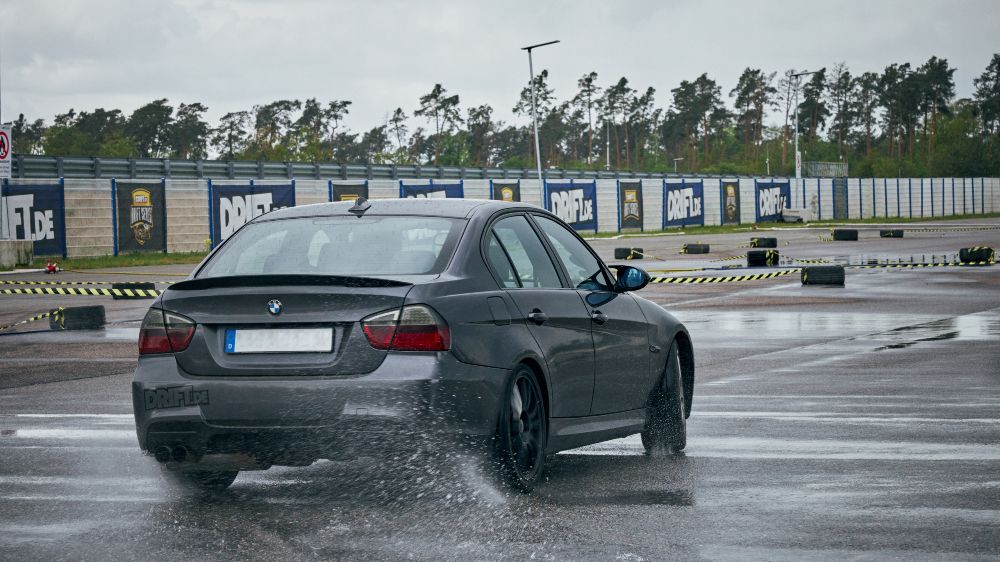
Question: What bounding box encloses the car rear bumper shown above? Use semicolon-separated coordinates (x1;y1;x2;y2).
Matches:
132;352;508;461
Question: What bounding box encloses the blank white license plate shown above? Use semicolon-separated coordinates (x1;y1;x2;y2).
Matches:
224;328;334;354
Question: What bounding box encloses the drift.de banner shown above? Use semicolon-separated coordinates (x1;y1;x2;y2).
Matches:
0;180;66;256
545;181;597;231
210;181;295;246
662;180;704;228
399;180;464;199
114;179;167;254
618;180;644;231
755;180;791;222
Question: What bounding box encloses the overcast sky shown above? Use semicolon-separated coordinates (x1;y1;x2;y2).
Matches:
2;0;998;134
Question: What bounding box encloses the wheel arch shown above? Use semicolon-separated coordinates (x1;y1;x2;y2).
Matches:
516;356;551;424
673;329;695;418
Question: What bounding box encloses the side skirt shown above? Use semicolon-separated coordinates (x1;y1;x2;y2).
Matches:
546;408;647;453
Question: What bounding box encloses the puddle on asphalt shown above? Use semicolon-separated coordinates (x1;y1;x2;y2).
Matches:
552;489;695;507
863;314;1000;351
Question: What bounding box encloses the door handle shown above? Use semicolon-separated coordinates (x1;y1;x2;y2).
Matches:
527;309;548;325
591;311;609;325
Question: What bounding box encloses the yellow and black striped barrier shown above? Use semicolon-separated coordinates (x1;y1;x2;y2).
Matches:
0;279;173;285
791;257;832;264
852;261;995;269
0;286;162;298
0;308;64;332
712;255;745;262
650;269;801;284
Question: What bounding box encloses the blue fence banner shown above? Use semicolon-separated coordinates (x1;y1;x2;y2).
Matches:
662;180;705;228
399;179;464;199
755;180;791;222
210;180;295;247
545;181;598;231
329;180;368;202
113;179;167;255
1;179;67;257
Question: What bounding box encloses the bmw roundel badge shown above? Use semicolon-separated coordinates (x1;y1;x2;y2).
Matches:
267;299;282;315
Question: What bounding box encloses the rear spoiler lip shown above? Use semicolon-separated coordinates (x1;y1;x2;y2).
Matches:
167;274;414;291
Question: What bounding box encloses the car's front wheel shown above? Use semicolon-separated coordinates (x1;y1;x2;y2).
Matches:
641;340;687;453
493;364;547;492
162;468;239;492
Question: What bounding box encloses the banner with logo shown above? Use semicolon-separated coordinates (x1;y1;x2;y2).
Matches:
755;180;791;222
399;180;464;199
545;181;598;231
1;180;66;256
662;180;704;228
210;180;295;247
617;180;643;231
490;180;521;202
114;179;167;254
329;180;369;203
721;180;741;225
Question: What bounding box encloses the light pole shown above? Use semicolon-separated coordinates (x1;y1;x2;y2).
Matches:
521;40;559;188
673;157;684;174
792;69;822;179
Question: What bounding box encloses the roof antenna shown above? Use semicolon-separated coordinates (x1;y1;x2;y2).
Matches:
348;196;371;216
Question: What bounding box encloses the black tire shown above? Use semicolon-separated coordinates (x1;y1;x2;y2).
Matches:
747;249;779;267
879;229;904;238
801;265;845;286
682;243;710;254
162;467;239;492
641;341;686;454
493;364;547;492
49;305;105;330
832;229;858;241
614;247;644;260
750;237;777;248
959;247;995;263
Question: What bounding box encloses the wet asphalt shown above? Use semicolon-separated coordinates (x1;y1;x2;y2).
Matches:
1;219;999;561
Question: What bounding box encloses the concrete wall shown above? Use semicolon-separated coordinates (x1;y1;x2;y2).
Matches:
3;176;998;257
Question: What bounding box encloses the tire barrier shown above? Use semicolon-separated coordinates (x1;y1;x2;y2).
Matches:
0;286;162;297
614;247;644;260
832;229;859;241
801;265;846;286
649;269;800;284
0;308;65;332
681;243;710;254
880;229;904;238
959;247;995;263
747;249;780;267
48;305;106;330
111;282;158;300
750;237;778;248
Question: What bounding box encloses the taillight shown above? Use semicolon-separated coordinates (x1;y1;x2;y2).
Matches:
361;305;450;352
138;308;196;355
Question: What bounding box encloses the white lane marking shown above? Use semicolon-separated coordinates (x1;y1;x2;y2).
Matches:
0;495;163;503
3;414;133;419
569;435;1000;461
0;429;134;440
693;411;1000;423
0;476;159;485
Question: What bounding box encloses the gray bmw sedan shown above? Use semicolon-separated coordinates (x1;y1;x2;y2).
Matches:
133;198;693;492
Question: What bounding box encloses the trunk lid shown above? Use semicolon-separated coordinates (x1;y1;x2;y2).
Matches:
160;275;413;376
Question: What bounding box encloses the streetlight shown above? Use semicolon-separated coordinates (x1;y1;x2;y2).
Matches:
791;68;823;179
521;40;560;187
673;157;684;174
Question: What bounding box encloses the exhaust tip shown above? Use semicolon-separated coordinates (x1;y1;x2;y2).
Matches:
153;446;171;463
171;445;189;463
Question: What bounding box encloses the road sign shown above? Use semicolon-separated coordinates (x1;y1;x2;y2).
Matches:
0;125;11;179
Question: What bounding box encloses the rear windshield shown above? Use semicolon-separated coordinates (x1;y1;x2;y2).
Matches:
198;215;466;277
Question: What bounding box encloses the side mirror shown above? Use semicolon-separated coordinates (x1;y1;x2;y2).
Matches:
611;265;650;292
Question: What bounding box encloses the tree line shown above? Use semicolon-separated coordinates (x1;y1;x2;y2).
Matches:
10;53;1000;177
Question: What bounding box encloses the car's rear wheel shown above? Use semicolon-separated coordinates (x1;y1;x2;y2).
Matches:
641;340;686;454
162;468;239;492
493;364;547;492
